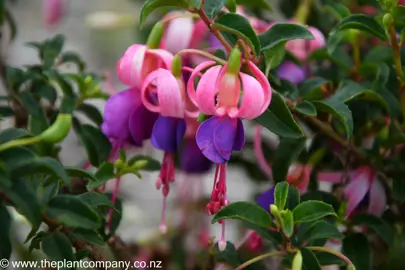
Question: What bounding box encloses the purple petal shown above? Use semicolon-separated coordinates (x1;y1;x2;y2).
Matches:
256;186;275;212
101;88;141;143
196;116;226;164
213;117;237;161
176;119;187;150
180;138;212;174
233;119;245;151
151;115;181;153
277;61;306;84
128;104;159;146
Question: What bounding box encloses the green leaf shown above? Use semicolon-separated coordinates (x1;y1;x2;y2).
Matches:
329;14;387;41
263;42;286;71
3;179;42;229
5;10;17;41
224;0;236;12
258;23;314;51
42;231;75;268
33;84;58;104
44;70;76;99
0;147;37;170
0;205;12;260
286;186;300;210
312;100;353;139
71;229;105;246
352;213;393;246
393;5;405;20
255;91;304;138
301;248;322;270
75;250;90;261
140;0;189;27
190;0;202;9
235;0;272;11
127;155;161;171
212;202;272;228
37;179;61;205
280;210;294;237
0;128;29;144
11;157;71;189
64;167;97;182
28;231;47;253
275;182;289;210
87;162;115;189
103;196;123;238
78;192;117;212
342;233;372;270
314;252;346;266
297;220;343;244
243;222;283;246
295;101;317;116
323;3;351;21
76;124;112;167
214;13;261;56
42;35;65;69
272;137;306;183
18;91;49;134
76;103;103;126
293;200;337;223
46;195;101;230
215;241;243;268
202;0;225;19
60;52;85;71
0;106;13;117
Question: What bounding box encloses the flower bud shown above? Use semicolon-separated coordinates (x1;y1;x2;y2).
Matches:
227;48;241;75
171;55;182;78
146;22;165;49
270;204;279;216
292;250;303;270
382;13;394;30
347;264;356;270
39;114;72;143
132;159;149;170
115;159;125;169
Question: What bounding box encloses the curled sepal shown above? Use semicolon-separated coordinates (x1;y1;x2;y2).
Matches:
146;22;165;49
39;114;72;143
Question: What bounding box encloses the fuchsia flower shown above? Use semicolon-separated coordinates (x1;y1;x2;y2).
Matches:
318;166;386;217
187;54;271;249
286;164;312;193
116;44;173;89
399;0;405;5
277;61;307;84
43;0;65;28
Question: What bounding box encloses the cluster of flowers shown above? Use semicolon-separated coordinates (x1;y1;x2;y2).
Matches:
42;0;390;251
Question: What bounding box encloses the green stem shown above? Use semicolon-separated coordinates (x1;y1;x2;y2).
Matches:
295;0;314;24
307;246;353;266
235;251;285;270
0;136;41;152
176;49;227;65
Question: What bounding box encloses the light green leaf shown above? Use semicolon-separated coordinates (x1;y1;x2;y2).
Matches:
280;210;294;237
212;202;272;228
127;155;161;171
275;182;289;210
293;200;337;223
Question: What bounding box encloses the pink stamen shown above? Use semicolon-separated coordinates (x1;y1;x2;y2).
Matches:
253;125;273;181
106;176;121;234
181;66;204;77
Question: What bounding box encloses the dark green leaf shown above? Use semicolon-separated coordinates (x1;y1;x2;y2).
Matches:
76;103;103;126
364;46;392;63
78;192;116;211
301;248;321;270
11;157;71;189
5;10;17;41
44;70;76;99
301;191;340;212
127;155;161;171
0;147;37;170
272;137;306;183
0;106;13;117
17;91;49;133
323;3;351;21
352;213;393;246
215;13;261;56
342;233;372;270
42;231;75;268
255;92;304;138
33;84;58;104
87;162;115;189
235;0;272;11
42;35;65;69
295;101;317;116
59;95;76;114
75;250;90;261
243;222;283;246
28;231;47;253
202;0;225;19
76;124;112;167
140;0;189;27
224;0;236;12
0;128;29;144
286;186;300;210
312;100;353;139
60;52;85;71
393;177;405;202
37;179;60;204
71;229;105;246
314;252;346;266
280;210;294;237
393;5;405;20
46;195;101;230
293;200;337;223
190;0;202;9
274;182;289;210
329;14;387;41
212;202;272;228
215;241;242;268
0;205;12;260
297;220;343;244
263;42;286;70
64;167;97;182
258;23;314;51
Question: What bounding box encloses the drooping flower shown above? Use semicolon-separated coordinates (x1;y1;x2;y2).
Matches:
277;61;307;84
286;164;312;193
187;51;272;249
318;166;386;217
116;45;173;88
101;88;158;146
43;0;65;28
141;61;198;232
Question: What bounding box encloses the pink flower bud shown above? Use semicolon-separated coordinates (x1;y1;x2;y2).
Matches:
43;0;65;28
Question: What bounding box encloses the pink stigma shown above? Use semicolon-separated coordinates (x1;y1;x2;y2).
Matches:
156;152;175;231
